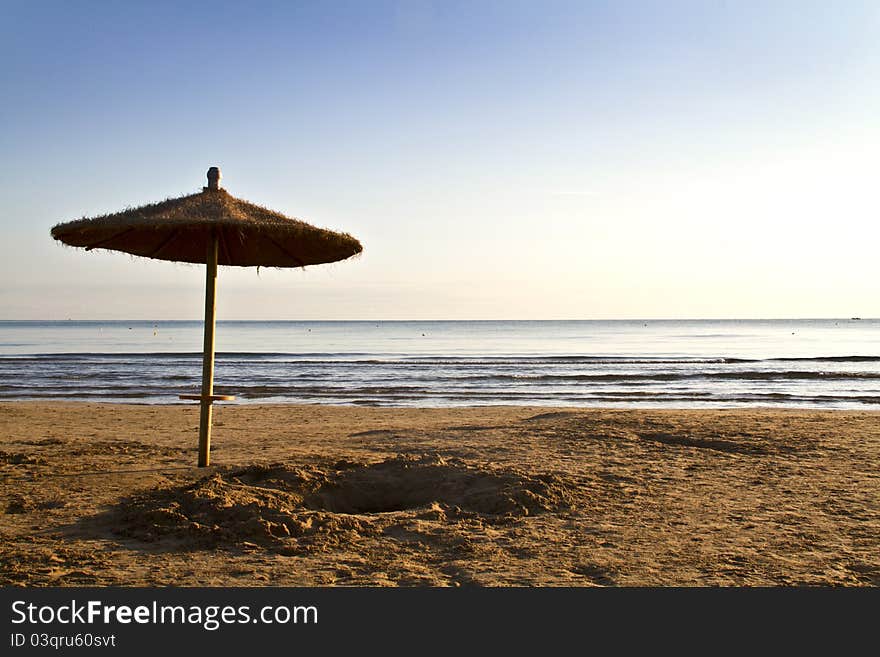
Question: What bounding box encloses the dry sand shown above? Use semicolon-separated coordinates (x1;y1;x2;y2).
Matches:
1;402;878;586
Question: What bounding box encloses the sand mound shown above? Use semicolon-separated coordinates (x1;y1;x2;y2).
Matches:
0;450;45;465
112;455;573;553
4;493;66;514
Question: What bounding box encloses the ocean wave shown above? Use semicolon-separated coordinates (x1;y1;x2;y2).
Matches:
2;352;880;408
472;370;880;382
3;352;879;365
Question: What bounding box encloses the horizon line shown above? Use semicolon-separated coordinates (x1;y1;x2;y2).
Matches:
0;317;875;323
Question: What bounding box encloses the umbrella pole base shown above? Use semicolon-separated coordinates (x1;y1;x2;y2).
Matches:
198;401;213;467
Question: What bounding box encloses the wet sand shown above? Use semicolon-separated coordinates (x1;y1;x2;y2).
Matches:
1;402;878;586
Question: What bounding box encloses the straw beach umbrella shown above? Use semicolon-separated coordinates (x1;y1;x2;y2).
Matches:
51;167;362;467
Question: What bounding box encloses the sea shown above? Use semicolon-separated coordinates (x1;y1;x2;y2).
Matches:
1;319;879;409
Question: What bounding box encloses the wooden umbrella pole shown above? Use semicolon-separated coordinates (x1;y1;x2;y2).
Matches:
198;232;219;467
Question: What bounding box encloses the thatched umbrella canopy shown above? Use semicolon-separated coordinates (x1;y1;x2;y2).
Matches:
51;168;361;267
51;167;362;467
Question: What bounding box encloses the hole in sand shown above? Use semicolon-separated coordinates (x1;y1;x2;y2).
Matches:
301;456;566;515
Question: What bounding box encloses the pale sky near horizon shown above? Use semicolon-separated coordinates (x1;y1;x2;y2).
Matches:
2;1;879;320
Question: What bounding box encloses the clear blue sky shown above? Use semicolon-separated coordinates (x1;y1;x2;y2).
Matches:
2;0;879;319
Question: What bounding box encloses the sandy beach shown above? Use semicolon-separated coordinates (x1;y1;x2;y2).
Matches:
1;401;878;586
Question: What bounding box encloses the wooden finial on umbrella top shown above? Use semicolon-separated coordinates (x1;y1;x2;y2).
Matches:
206;167;221;191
